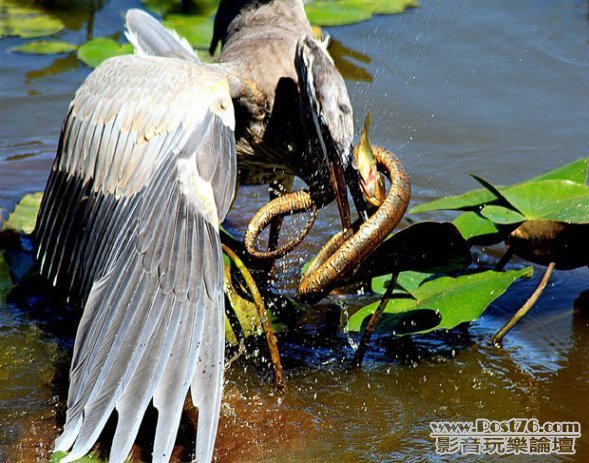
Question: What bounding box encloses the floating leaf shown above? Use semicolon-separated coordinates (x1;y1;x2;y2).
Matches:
354;222;471;279
142;0;219;16
453;211;501;243
77;38;133;68
305;0;417;26
1;192;42;235
480;205;526;225
225;314;238;346
411;158;589;214
371;270;430;295
533;158;588;184
498;180;589;224
349;267;533;335
141;0;181;15
163;14;213;49
0;1;64;38
370;0;419;15
410;188;497;214
50;451;106;463
223;255;263;340
305;1;373;26
10;39;77;55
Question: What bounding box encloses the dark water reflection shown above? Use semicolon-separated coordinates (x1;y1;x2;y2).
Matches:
1;0;589;461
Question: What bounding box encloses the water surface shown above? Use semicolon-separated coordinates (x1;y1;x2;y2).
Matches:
1;0;588;461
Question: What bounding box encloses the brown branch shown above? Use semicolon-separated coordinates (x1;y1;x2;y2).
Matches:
492;261;556;346
351;271;399;369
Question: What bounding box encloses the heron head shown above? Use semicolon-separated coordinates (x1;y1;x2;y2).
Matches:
353;113;386;207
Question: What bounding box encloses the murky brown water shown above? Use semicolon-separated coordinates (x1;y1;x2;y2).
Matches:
1;0;589;461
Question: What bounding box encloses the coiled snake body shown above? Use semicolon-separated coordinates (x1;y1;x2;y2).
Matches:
245;146;411;303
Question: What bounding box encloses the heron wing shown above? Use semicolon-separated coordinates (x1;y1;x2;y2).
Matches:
35;55;235;463
125;9;200;62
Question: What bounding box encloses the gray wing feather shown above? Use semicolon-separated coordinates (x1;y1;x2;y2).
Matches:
191;288;225;462
125;8;200;62
37;55;235;463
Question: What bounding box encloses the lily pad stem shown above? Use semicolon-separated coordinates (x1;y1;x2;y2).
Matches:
351;271;399;369
492;261;555;346
494;246;514;271
222;244;286;389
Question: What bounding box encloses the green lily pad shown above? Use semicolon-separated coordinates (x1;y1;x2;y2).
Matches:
225;314;238;346
50;451;107;463
370;0;419;15
223;256;263;340
10;39;77;55
141;0;180;15
349;267;533;335
411;158;589;214
1;192;42;235
0;1;64;38
354;222;472;279
533;158;588;184
480;205;526;225
305;0;417;26
498;179;589;224
142;0;219;16
77;38;134;68
305;1;374;26
371;270;430;295
410;188;497;214
453;211;501;243
163;14;213;50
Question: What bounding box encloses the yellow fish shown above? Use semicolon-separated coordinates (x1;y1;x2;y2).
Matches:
354;112;386;207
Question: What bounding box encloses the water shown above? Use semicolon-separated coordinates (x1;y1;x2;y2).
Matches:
1;0;589;461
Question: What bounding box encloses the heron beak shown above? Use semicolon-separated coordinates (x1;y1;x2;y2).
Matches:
354;113;386;208
328;144;352;231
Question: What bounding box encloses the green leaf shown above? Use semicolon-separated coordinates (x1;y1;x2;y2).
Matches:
10;39;77;55
304;0;417;25
349;268;533;335
531;158;588;184
141;0;180;15
480;205;526;225
453;211;501;243
371;270;430;296
499;180;589;224
225;314;238;346
77;38;134;68
223;260;262;339
411;158;589;214
1;192;43;235
142;0;219;16
50;451;108;462
163;14;213;49
410;188;497;214
305;1;374;26
0;1;64;38
370;0;419;15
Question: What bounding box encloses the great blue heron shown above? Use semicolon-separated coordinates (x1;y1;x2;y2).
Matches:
34;2;408;462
